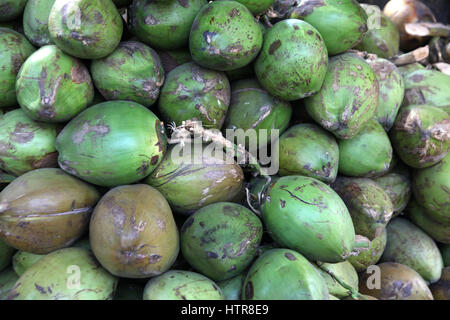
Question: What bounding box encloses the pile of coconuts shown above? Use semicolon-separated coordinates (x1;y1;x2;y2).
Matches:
0;0;449;301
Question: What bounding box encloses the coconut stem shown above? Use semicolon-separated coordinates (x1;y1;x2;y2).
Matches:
265;7;279;19
391;46;429;66
245;186;261;216
405;22;450;38
433;62;450;75
353;235;371;249
348;50;377;61
316;262;368;300
263;15;273;28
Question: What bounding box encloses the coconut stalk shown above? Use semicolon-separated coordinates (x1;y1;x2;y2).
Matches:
433;62;450;75
405;22;450;38
263;15;274;28
391;46;430;66
168;120;268;176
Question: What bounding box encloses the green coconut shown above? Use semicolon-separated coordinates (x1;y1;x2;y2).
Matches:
367;57;405;131
403;69;450;111
390;104;449;168
7;248;118;300
217;272;246;300
289;0;368;56
56;101;167;187
129;0;206;50
412;154;450;224
12;251;44;277
305;52;379;139
242;248;329;300
398;62;425;76
261;175;356;262
224;78;292;150
0;109;60;176
355;4;399;58
180;202;262;281
16;45;94;123
91;41;164;107
315;261;359;298
158;62;230;129
254;19;328;101
338;119;393;177
381;217;443;284
190;0;263;71
406;199;450;245
348;228;387;272
143;270;224;300
145;144;244;215
23;0;56;47
12;235;91;276
0;0;27;22
275;123;339;183
235;0;274;15
373;172;411;215
0;28;35;108
332;177;394;240
48;0;123;59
